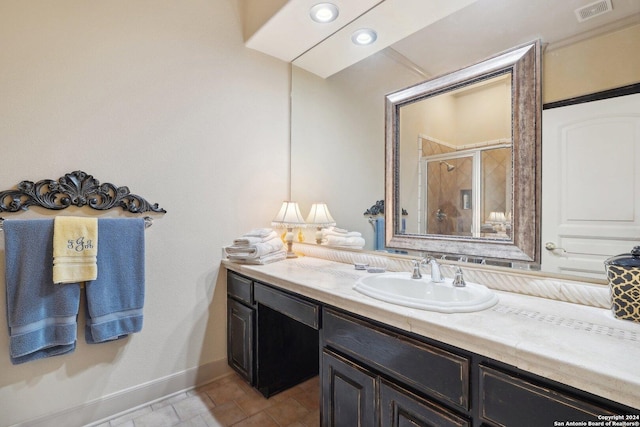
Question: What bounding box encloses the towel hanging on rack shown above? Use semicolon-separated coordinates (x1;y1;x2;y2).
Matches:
52;217;98;284
3;217;147;363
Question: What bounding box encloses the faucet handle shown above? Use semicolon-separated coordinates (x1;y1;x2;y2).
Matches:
411;259;423;279
452;267;466;287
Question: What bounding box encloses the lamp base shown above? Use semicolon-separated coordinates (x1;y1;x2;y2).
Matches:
286;239;297;258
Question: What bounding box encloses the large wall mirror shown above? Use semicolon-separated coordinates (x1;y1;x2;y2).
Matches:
386;42;540;263
290;0;640;281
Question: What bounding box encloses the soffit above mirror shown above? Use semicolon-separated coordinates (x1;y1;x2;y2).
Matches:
243;0;478;78
243;0;384;64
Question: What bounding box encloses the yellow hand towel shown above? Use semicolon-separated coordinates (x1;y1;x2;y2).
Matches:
53;216;98;284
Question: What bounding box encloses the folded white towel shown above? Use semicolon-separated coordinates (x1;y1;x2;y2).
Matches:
227;249;287;265
322;227;362;238
324;235;366;248
243;228;275;238
233;230;278;246
329;226;348;233
224;238;285;258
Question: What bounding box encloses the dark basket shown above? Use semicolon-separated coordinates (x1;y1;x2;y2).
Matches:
605;246;640;323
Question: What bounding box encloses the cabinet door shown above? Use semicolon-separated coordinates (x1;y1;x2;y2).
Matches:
227;298;254;384
380;379;470;427
322;349;377;427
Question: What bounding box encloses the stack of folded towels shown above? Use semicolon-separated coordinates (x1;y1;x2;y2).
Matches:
225;228;286;264
321;226;365;249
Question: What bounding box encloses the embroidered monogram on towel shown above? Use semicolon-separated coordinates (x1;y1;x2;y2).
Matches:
53;216;98;284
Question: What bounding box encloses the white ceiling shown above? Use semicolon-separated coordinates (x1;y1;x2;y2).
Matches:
245;0;640;78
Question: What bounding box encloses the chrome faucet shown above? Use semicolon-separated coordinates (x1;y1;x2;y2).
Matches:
427;257;444;282
411;257;444;282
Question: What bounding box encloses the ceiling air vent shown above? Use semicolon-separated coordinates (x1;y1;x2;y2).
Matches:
575;0;613;22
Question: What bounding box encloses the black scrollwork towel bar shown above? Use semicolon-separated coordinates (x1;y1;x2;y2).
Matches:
0;170;166;231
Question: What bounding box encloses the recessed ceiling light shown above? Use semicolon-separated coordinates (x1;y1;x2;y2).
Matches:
351;28;377;45
310;3;339;23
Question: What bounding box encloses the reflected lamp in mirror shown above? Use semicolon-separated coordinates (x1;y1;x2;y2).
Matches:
305;203;337;244
488;211;507;233
271;201;307;258
488;211;506;223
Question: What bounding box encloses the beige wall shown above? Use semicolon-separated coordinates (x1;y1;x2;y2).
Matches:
0;1;290;425
544;23;640;103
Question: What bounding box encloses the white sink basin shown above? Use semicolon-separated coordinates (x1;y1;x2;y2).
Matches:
354;272;498;313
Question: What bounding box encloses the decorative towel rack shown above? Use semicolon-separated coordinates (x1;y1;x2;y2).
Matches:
0;170;166;231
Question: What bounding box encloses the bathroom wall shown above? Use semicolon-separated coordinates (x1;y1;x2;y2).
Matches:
0;1;290;425
544;23;640;103
291;53;421;248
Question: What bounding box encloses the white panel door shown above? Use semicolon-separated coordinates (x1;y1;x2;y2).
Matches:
541;93;640;279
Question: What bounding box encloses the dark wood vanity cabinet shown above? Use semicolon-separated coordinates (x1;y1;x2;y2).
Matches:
226;270;639;425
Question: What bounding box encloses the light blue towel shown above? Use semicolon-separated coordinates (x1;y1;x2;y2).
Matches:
85;218;145;344
4;219;80;364
375;217;385;251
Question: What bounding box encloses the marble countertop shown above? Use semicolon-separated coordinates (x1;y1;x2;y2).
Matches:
222;256;640;410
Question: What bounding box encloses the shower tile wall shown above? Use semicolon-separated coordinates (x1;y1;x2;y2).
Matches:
427;158;472;235
482;147;510;219
423;140;510;235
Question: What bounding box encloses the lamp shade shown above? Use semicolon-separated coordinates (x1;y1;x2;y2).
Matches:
271;201;306;228
488;211;506;222
306;203;336;227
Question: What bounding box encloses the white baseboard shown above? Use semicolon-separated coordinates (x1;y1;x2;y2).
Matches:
12;358;232;427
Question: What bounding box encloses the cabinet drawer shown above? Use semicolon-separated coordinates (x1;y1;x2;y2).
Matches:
227;272;253;305
380;379;470;427
323;309;470;411
254;283;320;329
479;365;618;427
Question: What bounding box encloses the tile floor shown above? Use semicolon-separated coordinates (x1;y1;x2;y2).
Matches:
95;373;320;427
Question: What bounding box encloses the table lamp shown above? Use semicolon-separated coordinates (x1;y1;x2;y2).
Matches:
305;202;336;244
271;201;306;258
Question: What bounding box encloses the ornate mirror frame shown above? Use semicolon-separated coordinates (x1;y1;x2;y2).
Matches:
385;41;541;263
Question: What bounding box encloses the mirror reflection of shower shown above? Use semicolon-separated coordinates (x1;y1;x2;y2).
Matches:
421;146;512;239
422;154;474;236
440;160;456;172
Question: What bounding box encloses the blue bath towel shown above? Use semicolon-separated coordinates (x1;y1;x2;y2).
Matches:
85;218;145;343
375;217;385;251
4;219;80;364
